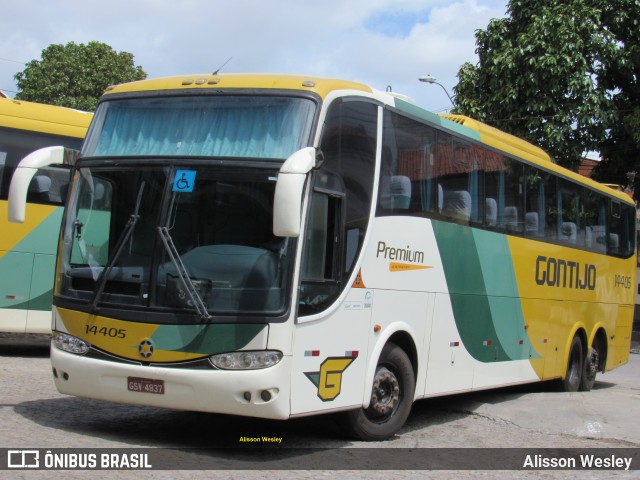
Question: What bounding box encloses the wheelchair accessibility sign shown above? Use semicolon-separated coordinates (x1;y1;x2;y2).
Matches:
173;170;196;192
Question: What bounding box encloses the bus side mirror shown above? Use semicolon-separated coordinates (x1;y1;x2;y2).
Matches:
8;146;79;223
273;147;318;237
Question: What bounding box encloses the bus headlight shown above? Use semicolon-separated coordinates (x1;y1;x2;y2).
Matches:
53;331;90;355
209;350;283;370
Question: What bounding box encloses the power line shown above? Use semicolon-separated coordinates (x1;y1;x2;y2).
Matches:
0;56;26;65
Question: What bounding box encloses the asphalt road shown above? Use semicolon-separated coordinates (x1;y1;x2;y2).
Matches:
0;334;638;479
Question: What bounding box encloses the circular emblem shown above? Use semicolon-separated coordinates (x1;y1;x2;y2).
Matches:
138;339;154;359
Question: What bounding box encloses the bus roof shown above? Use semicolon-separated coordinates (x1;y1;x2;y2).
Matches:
0;98;92;138
439;114;551;163
101;73;634;206
103;73;374;100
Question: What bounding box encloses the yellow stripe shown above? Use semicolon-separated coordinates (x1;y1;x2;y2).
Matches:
57;307;203;362
389;262;432;272
104;74;373;101
0;201;57;259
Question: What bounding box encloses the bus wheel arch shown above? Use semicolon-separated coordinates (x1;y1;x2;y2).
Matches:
341;337;417;441
386;330;418;380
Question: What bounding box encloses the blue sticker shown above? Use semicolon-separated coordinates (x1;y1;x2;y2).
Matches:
173;170;196;192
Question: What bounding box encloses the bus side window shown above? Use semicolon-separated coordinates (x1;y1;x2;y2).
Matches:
484;156;524;233
378;145;411;210
609;201;636;257
26;166;72;206
543;175;558;242
379;109;437;216
433;134;476;223
524;166;541;237
557;179;583;246
502;160;524;232
27;174;52;204
299;190;342;315
582;188;608;253
0;151;6;198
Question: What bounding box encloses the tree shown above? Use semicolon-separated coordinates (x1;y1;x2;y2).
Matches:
591;1;640;195
453;0;631;174
14;41;147;111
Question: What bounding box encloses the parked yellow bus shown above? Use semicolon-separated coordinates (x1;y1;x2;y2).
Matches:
1;98;91;334
10;74;634;439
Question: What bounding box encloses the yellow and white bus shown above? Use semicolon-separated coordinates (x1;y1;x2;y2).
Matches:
1;98;91;335
10;74;635;439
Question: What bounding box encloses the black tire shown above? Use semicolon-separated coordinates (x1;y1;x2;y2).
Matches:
341;343;415;441
561;336;583;392
579;346;599;392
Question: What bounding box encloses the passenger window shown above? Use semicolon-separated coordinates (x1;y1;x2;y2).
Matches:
26;166;72;206
374;109;636;259
525;167;546;238
436;136;474;223
557;179;582;246
378;109;437;215
485;157;524;233
502;161;524;232
609;201;636;257
582;189;607;253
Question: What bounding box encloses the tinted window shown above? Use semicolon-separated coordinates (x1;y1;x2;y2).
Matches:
0;126;81;203
376;109;636;259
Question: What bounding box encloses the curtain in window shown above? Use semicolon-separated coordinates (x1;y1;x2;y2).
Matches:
90;97;315;159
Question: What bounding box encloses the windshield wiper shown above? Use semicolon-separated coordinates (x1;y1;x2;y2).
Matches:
89;181;145;312
157;226;212;321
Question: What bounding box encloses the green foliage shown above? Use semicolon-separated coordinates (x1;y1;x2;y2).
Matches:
14;41;147;111
453;0;639;188
592;1;640;195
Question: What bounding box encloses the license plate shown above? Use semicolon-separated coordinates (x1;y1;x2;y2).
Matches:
127;376;164;395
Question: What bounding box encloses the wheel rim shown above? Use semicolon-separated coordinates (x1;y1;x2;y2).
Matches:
365;366;401;421
585;348;599;382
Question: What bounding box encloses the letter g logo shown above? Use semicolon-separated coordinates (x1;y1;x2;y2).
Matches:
304;356;356;401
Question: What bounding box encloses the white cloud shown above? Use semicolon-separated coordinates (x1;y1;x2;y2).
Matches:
0;0;506;111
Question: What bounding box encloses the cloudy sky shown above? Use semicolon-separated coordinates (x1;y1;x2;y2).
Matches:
0;0;508;113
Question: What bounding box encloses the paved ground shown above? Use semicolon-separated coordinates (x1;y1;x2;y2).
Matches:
0;333;639;479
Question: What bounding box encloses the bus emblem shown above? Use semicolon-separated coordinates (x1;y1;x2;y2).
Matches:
138;339;155;359
304;356;356;401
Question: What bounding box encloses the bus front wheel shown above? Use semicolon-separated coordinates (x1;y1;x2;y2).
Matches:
561;336;583;392
342;343;415;441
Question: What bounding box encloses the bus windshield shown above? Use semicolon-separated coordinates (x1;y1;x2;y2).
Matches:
59;164;293;318
83;95;316;159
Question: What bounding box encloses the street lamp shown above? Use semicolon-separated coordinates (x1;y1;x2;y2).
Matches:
419;75;454;105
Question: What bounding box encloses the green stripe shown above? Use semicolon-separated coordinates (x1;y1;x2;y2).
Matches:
394;99;482;142
0;207;61;312
472;228;538;360
1;288;53;312
433;221;538;362
150;323;267;355
11;208;63;255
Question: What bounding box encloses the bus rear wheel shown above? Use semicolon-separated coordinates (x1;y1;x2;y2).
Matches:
579;346;599;392
342;343;415;441
561;336;583;392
